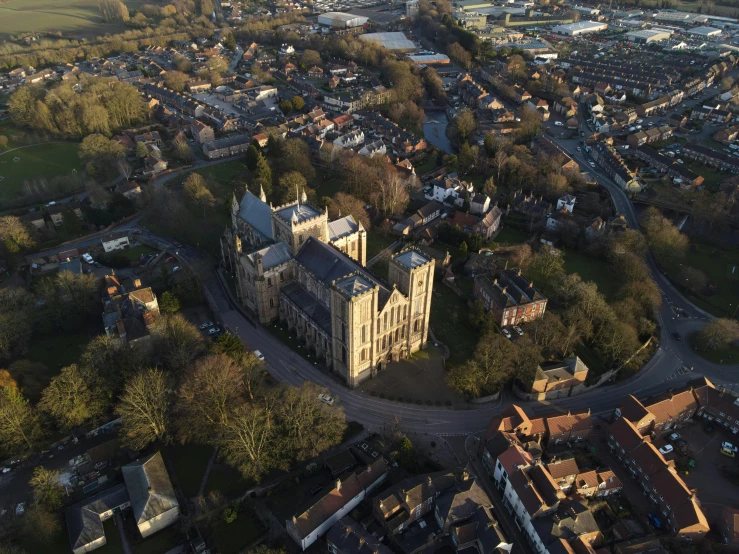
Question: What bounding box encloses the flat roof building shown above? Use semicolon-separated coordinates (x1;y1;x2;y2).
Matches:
317;12;368;28
359;32;416;51
551;21;607;36
626;29;672;43
688;25;722;37
407;53;451;65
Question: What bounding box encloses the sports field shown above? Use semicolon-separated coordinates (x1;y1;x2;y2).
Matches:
0;0;146;39
0;142;81;201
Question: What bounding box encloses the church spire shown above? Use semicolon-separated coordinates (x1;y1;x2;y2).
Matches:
259;183;266;203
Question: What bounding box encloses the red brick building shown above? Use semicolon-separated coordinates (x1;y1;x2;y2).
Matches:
473;269;547;327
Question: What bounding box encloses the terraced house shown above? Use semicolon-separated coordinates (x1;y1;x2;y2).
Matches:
222;187;435;387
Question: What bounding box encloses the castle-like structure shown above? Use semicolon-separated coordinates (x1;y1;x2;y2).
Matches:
221;186;435;388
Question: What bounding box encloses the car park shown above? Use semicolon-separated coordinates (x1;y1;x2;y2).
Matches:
501;328;512;339
318;393;334;406
254;350;265;361
659;444;673;455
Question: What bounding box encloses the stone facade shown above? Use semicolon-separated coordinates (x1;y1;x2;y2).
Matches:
222;188;433;388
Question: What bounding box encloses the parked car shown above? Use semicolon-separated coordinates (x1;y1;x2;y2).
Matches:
659;444;674;455
673;332;682;341
15;503;25;517
668;432;681;441
318;393;335;406
172;266;181;272
310;485;323;495
199;321;214;330
208;327;221;335
554;121;564;127
722;441;738;453
647;513;662;529
501;328;512;339
512;326;524;336
254;350;265;361
82;254;94;264
704;423;715;434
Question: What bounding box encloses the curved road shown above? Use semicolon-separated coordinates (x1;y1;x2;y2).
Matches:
136;206;739;438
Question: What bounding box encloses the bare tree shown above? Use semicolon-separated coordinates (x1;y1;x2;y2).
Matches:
116;368;171;449
117;157;132;181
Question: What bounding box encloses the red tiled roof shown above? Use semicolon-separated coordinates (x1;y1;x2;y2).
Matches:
673;497;709;533
547;458;579;480
497;445;532;475
608;418;643;454
546;411;592;437
618;395;654;429
629;442;669;477
644;390;698;425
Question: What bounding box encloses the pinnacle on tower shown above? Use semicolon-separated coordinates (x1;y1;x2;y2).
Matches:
259;183;266;202
301;188;308;204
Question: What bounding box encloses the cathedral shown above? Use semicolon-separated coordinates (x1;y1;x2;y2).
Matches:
221;186;435;388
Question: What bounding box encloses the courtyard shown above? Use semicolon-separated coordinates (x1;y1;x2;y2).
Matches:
358;344;465;406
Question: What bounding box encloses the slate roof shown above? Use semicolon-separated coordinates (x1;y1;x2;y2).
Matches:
275;202;322;224
282;281;333;334
238;190;273;240
121;452;178;526
394;250;430;270
328;215;359;241
534;500;600;546
66;484;129;552
295;237;390;305
246;242;292;271
327;517;393;554
435;477;491;529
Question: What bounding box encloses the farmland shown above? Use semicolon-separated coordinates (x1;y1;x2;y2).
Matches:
0;0;148;39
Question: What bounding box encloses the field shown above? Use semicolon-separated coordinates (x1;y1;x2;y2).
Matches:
562;248;618;301
0;0;148;39
0;141;81;202
429;281;478;367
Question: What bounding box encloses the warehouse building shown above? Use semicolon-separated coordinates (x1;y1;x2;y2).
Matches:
551;21;608;36
359;32;416;51
318;12;369;28
626;29;672;43
688;25;722;38
407;53;451;65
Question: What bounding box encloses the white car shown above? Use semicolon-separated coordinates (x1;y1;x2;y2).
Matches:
554;121;564;127
15;503;25;516
172;266;181;272
318;393;334;406
668;432;680;441
722;441;738;453
676;159;684;164
501;328;512;339
513;326;524;336
254;350;265;361
82;253;94;264
659;444;674;455
208;327;221;335
589;161;596;167
199;321;214;330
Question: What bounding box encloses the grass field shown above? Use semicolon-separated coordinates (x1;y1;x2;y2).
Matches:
563;248;618;301
430;281;478;367
0;142;81;201
666;239;739;318
366;231;396;261
688;333;739;365
0;0;148;39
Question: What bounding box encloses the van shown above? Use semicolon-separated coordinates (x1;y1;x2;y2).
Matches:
82;253;94;264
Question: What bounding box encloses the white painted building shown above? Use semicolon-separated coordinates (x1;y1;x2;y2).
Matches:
333;129;365;149
551;21;607;36
101;232;131;253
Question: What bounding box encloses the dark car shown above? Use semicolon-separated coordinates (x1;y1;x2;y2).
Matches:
673;332;682;341
310;485;323;496
647;513;662;529
704;423;715;434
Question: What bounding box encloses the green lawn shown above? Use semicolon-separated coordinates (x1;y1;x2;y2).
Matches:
683;161;724;191
16;330;90;401
666;240;739;318
0;142;81;201
109;245;159;264
688;332;739;365
365;231;396;261
495;227;530;246
429;281;478;367
0;0;149;39
562;248;618;301
210;506;265;554
164;443;214;498
205;463;252;497
197;160;250;193
133;526;183;554
415;154;440;176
